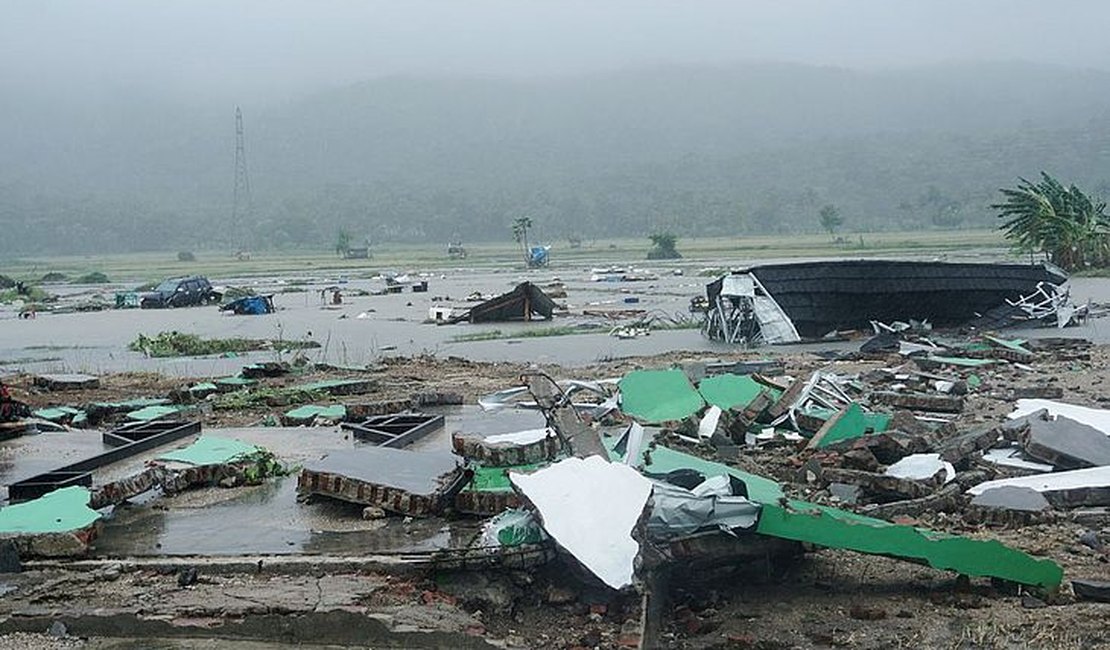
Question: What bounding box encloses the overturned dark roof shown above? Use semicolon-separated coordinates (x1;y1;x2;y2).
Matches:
466;282;558;323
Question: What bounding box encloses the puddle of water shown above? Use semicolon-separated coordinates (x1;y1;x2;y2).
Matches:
91;407;544;557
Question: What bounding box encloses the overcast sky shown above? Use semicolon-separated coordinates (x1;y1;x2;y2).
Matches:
5;1;1110;102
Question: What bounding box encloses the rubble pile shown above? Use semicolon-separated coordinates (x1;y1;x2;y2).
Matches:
0;334;1107;648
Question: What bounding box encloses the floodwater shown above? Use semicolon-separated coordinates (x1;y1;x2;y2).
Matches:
92;407;546;557
2;254;1109;557
3;256;1109;378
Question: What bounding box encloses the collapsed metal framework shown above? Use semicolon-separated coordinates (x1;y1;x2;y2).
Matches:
341;413;445;448
1007;282;1085;328
8;420;201;502
702;273;801;347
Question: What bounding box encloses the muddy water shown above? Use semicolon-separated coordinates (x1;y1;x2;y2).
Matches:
3;260;1109;376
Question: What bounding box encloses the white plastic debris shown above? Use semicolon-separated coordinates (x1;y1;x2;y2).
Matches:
884;453;955;484
697;406;722;441
483;428;553;446
510;456;652;590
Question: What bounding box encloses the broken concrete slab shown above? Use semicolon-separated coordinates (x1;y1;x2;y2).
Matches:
828;482;862;505
981;445;1055;474
0;487;101;557
970;486;1052;512
861;482;965;520
293;378;379;397
967;466;1110;508
618;369;705;424
510;456;652;590
1013;410;1110;469
32;374;99;391
299;447;467;516
1071;579;1110;603
871;391;964;414
452;428;561;465
821;468;933;502
937;428;1000;464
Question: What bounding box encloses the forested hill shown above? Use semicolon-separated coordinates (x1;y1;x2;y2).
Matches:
3;61;1110;254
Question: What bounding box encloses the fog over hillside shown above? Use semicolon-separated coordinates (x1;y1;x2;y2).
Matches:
3;2;1110;254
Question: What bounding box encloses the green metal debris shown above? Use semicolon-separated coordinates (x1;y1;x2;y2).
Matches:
189;382;218;395
468;462;549;493
126;405;185;422
0;486;100;534
215;376;258;389
284;404;346;424
31;406;81;422
808;403;892;449
92;398;171;410
618;369;705;423
609;441;1063;589
157;435;260;466
697;374;780;411
982;335;1032;355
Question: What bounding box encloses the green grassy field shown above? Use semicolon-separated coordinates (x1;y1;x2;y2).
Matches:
0;229;1011;285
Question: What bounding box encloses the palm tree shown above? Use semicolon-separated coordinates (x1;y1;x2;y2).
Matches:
993;173;1110;271
511;216;533;261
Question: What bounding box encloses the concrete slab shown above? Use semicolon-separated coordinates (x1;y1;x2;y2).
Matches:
970;486;1052;512
299;447;465;516
1015;411;1110;470
32;374;99;391
967;466;1110;507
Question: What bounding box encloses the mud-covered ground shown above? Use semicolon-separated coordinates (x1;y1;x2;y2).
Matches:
0;343;1108;649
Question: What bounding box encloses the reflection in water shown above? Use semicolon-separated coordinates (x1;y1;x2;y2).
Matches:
96;474;484;557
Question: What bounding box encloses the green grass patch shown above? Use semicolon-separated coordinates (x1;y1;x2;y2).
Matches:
213;386;326;410
0;286;52;303
129;331;320;358
450;325;604;343
73;271;110;284
0;229;1011;284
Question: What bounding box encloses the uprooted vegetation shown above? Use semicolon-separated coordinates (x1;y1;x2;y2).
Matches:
129;331;320;358
212;386;327;410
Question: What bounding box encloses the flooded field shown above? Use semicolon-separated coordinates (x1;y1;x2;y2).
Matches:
4;252;1108;376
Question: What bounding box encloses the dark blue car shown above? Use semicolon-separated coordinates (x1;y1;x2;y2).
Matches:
140;276;222;309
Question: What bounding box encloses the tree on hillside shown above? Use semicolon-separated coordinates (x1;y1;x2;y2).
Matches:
647;231;681;259
992;173;1110;271
818;204;843;237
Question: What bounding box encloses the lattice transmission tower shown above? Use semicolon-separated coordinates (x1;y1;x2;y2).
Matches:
231;106;253;251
